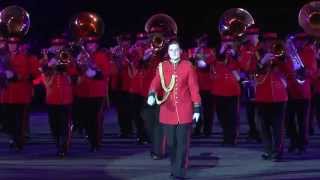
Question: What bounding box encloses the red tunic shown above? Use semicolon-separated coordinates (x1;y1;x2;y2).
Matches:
75;51;111;98
149;60;201;125
283;45;317;100
44;65;77;105
188;47;215;91
3;54;40;104
211;59;241;97
255;64;288;103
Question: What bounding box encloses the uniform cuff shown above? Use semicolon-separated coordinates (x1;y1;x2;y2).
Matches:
193;104;201;113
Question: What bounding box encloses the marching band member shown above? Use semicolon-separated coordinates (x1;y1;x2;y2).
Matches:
211;35;241;145
283;32;317;154
256;32;287;161
188;33;215;137
0;35;8;133
74;35;111;152
141;31;168;159
3;36;40;151
125;33;148;144
40;36;76;157
110;33;134;138
147;41;201;179
238;25;262;142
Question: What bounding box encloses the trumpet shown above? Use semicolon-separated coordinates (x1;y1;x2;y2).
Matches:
41;47;73;66
151;33;165;52
271;40;285;58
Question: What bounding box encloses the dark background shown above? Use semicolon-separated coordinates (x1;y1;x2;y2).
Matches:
0;0;316;48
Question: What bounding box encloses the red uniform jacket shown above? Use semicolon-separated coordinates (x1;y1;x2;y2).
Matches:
211;59;241;97
126;46;147;96
283;45;317;100
255;62;288;103
188;47;215;91
3;54;40;104
149;60;201;125
238;43;260;73
44;65;77;105
75;51;111;98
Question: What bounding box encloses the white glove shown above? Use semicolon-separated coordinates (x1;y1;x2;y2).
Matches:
48;58;58;67
260;53;275;65
86;68;96;78
147;95;155;106
192;113;200;123
5;70;14;79
197;59;207;68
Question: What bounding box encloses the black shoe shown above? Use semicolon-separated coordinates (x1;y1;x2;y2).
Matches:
150;152;162;160
137;138;148;145
271;153;282;162
58;151;65;158
261;153;271;160
90;146;97;152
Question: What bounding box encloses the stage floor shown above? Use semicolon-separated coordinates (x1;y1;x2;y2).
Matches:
0;107;320;180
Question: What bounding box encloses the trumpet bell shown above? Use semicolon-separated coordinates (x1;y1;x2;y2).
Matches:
0;5;30;37
151;33;165;51
218;8;254;37
272;40;285;57
69;12;104;39
299;1;320;37
145;13;178;36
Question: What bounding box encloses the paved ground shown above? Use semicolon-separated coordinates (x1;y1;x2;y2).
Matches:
0;107;320;180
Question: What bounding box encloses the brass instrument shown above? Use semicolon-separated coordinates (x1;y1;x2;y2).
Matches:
0;6;30;88
151;33;165;52
0;6;30;37
69;12;104;39
299;1;320;38
68;11;105;70
271;40;285;58
145;13;178;53
218;8;255;37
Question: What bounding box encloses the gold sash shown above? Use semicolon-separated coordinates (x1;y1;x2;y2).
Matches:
155;62;176;105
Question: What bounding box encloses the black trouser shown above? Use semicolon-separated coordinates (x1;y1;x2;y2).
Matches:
4;104;29;149
77;97;105;149
257;102;286;155
314;94;320;128
214;95;239;144
0;103;5;132
128;93;147;139
194;91;214;136
73;97;86;134
116;91;133;136
287;99;310;150
142;105;165;156
163;123;192;178
246;101;259;138
48;105;72;153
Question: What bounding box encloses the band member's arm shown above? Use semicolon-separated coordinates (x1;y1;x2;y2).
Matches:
238;47;253;72
187;64;201;111
88;52;110;80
